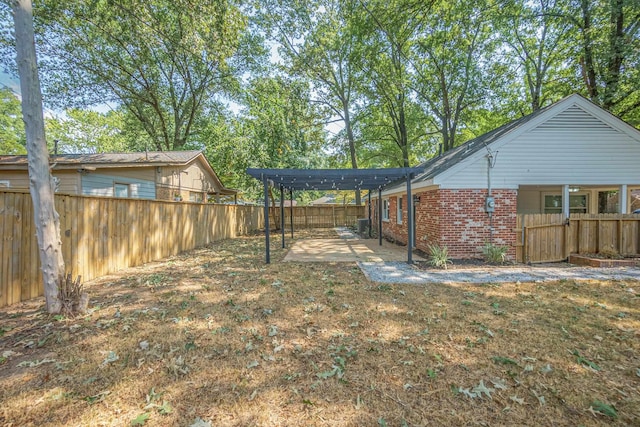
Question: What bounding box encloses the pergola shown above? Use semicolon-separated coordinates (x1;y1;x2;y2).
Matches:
246;167;422;264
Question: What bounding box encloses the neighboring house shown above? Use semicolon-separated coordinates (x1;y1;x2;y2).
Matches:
371;94;640;259
309;194;356;206
309;195;338;206
0;150;236;202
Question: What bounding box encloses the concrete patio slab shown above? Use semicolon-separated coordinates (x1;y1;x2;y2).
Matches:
283;238;423;263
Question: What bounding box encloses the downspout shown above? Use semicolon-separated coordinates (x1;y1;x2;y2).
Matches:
485;149;497;244
487;154;493;244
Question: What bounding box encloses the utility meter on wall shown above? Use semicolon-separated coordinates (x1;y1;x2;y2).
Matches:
485;196;495;213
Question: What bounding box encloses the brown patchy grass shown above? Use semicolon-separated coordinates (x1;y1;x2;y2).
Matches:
1;228;639;427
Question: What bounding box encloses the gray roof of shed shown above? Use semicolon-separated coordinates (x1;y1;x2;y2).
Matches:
0;150;203;166
0;150;237;195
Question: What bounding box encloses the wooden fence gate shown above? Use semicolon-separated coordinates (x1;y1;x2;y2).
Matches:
516;213;640;263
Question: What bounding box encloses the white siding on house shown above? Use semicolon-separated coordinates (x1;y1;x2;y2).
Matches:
81;173;155;199
437;105;640;189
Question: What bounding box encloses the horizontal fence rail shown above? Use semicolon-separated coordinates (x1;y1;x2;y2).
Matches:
516;213;640;263
0;191;264;307
269;205;365;229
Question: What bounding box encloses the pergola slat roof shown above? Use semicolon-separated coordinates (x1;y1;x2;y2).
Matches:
246;167;421;191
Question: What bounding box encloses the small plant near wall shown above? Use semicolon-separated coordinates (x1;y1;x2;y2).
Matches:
482;242;508;264
428;244;452;269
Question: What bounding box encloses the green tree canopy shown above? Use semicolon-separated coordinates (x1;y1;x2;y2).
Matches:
36;0;247;150
0;86;25;154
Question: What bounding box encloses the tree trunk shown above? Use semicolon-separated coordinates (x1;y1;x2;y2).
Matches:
12;0;64;313
579;0;598;101
342;101;361;205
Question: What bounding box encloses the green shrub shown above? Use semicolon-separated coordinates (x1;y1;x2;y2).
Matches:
428;244;452;269
482;243;508;264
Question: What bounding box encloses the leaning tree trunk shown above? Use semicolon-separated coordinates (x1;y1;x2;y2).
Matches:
12;0;64;313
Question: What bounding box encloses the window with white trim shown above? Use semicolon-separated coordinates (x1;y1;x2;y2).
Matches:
397;197;403;224
382;199;389;220
114;183;130;198
189;191;203;203
543;193;588;214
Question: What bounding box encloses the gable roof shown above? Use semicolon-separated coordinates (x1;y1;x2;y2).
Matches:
0;150;203;168
0;150;237;195
384;94;640;193
413;104;553;184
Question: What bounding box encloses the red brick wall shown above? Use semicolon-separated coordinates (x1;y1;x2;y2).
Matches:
369;188;517;260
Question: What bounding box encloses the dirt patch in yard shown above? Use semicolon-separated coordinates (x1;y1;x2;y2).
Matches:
1;229;639;426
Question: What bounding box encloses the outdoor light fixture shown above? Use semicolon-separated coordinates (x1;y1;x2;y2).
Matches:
569;186;580;192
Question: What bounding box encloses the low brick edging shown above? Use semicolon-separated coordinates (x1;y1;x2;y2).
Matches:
568;254;639;268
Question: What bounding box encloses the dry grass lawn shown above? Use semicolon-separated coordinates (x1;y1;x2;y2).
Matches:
1;228;639;426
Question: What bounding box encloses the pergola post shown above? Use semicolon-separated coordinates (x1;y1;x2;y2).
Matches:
280;185;285;248
263;175;270;264
368;191;372;238
406;171;413;264
290;189;294;238
378;188;382;246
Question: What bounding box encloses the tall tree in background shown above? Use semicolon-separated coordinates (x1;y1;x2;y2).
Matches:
45;108;150;154
37;0;246;150
499;0;573;113
243;75;325;170
9;0;63;313
0;86;26;154
204;76;325;199
559;0;640;123
356;0;427;166
410;0;495;152
260;0;365;203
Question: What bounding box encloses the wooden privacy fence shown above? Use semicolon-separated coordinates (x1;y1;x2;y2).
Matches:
516;213;640;263
0;191;264;307
269;205;365;229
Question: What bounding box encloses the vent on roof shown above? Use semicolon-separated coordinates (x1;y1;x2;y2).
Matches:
536;106;615;131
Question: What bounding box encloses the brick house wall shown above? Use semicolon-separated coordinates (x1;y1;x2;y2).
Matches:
370;188;517;260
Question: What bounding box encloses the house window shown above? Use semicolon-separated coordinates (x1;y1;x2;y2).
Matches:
114;183;130;198
543;194;588;214
382;199;389;221
598;190;618;213
397;197;403;224
189;191;203;203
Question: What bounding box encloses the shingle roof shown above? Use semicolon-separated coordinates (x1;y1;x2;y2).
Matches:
0;150;237;195
0;150;202;166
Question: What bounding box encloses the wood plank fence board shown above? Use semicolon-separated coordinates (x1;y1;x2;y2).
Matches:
516;213;640;263
1;191;366;307
0;191;267;307
1;193;9;306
